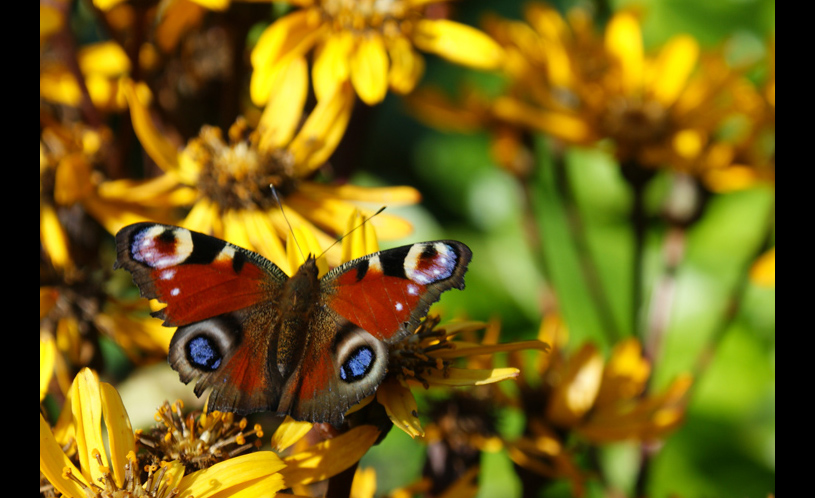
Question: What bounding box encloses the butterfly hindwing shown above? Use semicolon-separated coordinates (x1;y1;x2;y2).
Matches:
115;223;288;414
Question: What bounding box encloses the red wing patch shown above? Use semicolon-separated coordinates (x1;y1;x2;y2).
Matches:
115;223;283;327
323;241;471;342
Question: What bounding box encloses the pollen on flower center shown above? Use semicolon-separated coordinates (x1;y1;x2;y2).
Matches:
601;96;669;149
319;0;410;34
389;316;453;387
188;118;297;212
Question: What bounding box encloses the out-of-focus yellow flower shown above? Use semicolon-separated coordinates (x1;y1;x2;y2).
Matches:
120;78;419;268
40;41;131;111
40;120;190;267
250;0;504;106
504;314;692;496
750;247;775;287
414;4;773;184
702;39;775;192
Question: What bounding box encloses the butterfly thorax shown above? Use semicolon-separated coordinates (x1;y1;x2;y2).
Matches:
276;256;321;378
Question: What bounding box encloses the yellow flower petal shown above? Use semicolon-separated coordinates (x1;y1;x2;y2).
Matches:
189;0;230;11
285;192;414;241
493;96;593;143
156;1;206;52
313;31;353;101
40;5;63;39
287;224;329;276
281;425;380;485
99;382;135;487
40;336;56;401
350;33;390;105
40;414;88;498
377;377;424;438
288;83;355;173
250;9;324;105
259;56;310;152
341;210;380;263
605;12;644;94
413;19;504;70
351;467;378;498
78;41;130;77
703;164;761;193
595;339;650;408
93;0;126;11
222;209;254;250
178;452;286;498
41;202;72;269
750;247;775;287
55;154;93;205
297;182;421;205
430;340;549;359
578;374;692;442
182;198;218;234
244;208;287;268
420;367;520;386
388;35;425;95
124;80;180;173
71;368;108;484
271;416;313;452
546;344;603;427
647;35;699;107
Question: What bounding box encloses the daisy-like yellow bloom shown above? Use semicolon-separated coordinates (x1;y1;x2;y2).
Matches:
380;317;549;438
250;0;505;107
417;4;761;178
120;78;419;268
41;368;380;497
504;314;692;496
40;368;286;498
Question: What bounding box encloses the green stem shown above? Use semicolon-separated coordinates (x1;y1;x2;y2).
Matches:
620;162;654;338
554;153;622;342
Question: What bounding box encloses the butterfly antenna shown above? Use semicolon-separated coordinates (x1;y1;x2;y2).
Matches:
270;185;306;260
317;206;386;260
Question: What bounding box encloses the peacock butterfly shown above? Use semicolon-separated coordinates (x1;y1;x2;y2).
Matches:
114;223;471;426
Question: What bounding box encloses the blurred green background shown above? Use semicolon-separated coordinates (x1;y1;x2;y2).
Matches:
340;0;775;496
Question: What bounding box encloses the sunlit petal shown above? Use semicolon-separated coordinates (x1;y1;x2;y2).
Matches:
258;56;309;152
413;19;504;70
647;35;699;107
350;33;390;105
605;12;644;94
377;377;424;438
281;425;380;485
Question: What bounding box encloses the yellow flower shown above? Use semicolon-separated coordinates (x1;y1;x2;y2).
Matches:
40;368;288;498
250;0;504;106
380;317;549;438
40;41;131;111
120;79;418;267
41;368;378;497
505;315;693;495
40;120;190;270
418;4;767;179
